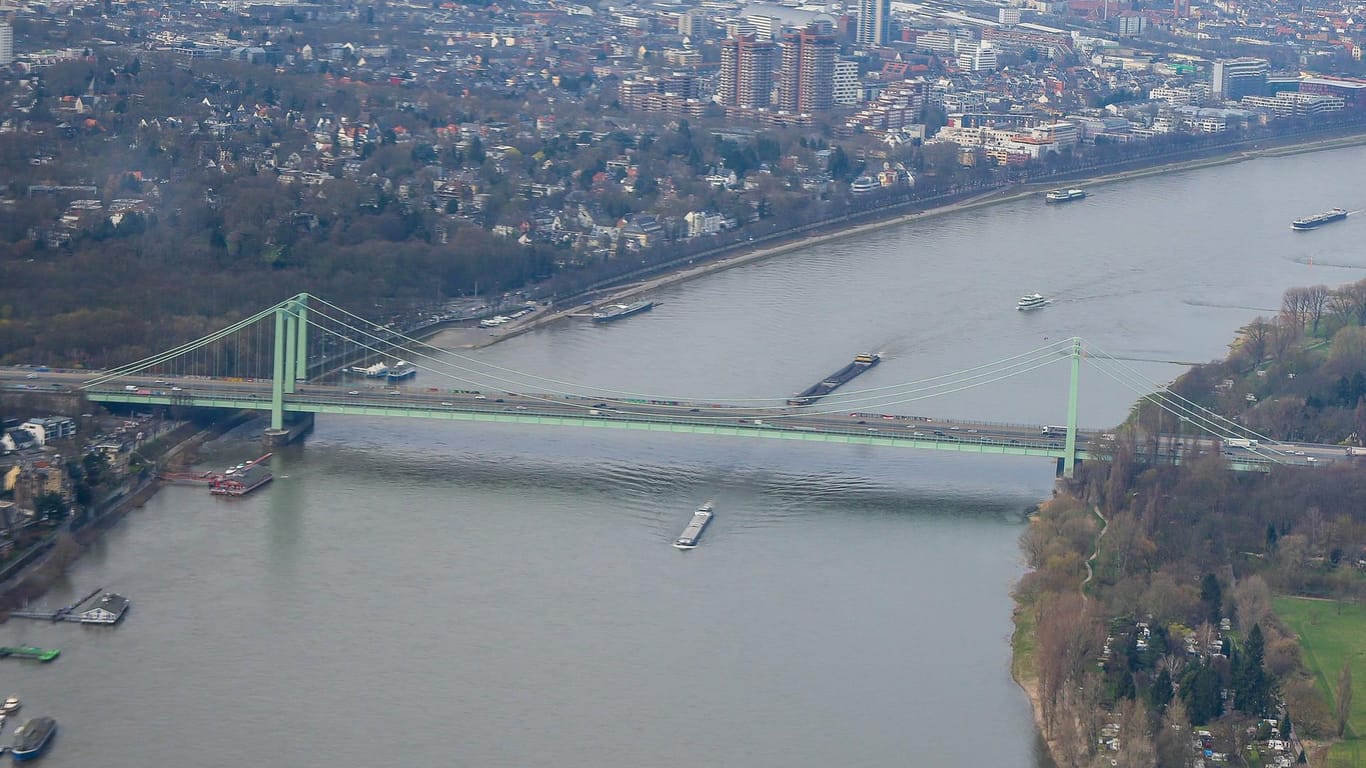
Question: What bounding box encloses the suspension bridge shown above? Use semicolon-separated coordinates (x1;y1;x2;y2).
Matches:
6;293;1322;477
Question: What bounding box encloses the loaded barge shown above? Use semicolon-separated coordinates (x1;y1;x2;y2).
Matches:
673;503;714;549
1291;208;1348;230
210;453;273;496
788;354;881;406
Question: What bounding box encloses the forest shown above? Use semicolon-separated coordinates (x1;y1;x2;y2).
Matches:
1015;280;1366;768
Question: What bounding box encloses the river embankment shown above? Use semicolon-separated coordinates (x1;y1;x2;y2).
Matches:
0;411;256;613
432;127;1366;350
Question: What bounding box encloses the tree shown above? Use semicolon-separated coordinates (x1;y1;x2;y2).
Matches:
1338;660;1354;737
35;492;67;522
1245;317;1273;368
1200;572;1222;624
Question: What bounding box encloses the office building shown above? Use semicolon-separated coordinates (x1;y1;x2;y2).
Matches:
0;23;12;67
1212;58;1269;102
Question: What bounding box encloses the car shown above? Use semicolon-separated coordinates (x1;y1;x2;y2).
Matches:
348;390;360;395
515;405;527;410
594;403;607;408
247;394;258;399
171;386;183;391
388;390;401;395
494;398;504;403
154;379;167;384
441;401;453;406
689;408;700;413
24;373;38;379
474;394;487;400
1306;456;1319;463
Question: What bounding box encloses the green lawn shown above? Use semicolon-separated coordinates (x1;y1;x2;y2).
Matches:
1274;596;1366;748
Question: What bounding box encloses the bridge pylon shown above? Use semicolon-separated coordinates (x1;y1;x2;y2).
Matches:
1062;336;1081;479
268;294;311;436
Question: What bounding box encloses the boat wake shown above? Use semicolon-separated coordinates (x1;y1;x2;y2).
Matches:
1286;255;1365;270
1181;299;1279;312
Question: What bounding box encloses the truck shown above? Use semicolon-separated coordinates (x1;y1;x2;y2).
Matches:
1347;446;1366;456
1224;438;1258;449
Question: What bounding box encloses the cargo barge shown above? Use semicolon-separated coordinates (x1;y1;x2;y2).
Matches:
788;353;881;406
673;503;714;549
0;647;60;663
1291;208;1348;230
210;453;273;496
10;716;57;761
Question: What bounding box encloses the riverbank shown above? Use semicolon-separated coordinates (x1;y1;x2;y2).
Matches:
431;127;1366;350
0;411;256;614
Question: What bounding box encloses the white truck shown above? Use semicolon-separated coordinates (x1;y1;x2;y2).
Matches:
1224;438;1258;449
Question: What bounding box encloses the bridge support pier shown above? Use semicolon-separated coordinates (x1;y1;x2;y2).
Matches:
264;412;314;447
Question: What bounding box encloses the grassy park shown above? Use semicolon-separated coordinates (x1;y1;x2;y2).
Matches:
1274;596;1366;766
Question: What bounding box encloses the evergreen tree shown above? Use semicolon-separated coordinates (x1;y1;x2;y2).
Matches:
1117;670;1137;700
1149;667;1174;711
1236;624;1272;716
1182;664;1223;724
1200;572;1223;623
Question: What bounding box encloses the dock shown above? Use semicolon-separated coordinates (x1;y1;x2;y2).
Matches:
0;646;60;663
788;353;881;406
9;588;129;625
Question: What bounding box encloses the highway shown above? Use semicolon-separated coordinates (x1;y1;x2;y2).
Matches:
0;366;1349;467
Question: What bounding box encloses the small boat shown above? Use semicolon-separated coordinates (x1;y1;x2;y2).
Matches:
1044;188;1086;203
1017;293;1049;311
10;716;57;761
673;502;715;549
1;696;20;714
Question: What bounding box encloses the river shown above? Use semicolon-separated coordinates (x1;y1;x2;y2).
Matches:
3;144;1365;767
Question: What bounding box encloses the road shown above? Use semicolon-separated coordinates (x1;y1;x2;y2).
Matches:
1;367;1349;466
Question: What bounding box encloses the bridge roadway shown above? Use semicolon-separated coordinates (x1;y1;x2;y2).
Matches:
4;368;1336;468
9;368;1084;458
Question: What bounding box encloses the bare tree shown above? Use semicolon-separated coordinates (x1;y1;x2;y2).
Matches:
1036;592;1096;739
1245;317;1273;368
1233;574;1272;633
1335;278;1366;326
1282;288;1310;331
1115;697;1158;768
1305;284;1331;336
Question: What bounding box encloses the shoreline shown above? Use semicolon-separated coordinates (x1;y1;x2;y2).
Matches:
0;413;252;615
434;127;1366;350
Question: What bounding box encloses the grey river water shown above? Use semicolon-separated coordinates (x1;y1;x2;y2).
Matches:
4;145;1366;767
